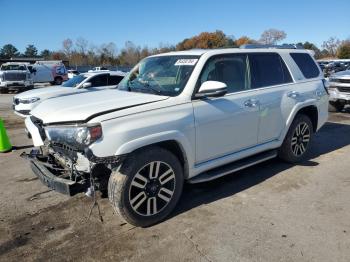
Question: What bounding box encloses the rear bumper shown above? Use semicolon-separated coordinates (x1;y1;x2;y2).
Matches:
22;151;88;196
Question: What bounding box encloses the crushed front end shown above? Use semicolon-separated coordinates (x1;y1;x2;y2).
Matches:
22;116;123;196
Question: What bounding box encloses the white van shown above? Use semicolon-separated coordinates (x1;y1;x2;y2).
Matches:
28;61;68;85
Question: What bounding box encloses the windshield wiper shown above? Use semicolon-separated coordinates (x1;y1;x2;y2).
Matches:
127;80;162;95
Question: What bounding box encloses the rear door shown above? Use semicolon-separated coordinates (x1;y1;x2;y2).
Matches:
107;75;124;88
86;74;109;90
192;53;260;164
247;53;294;143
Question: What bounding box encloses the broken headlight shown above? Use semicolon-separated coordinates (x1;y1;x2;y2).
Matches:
44;124;103;149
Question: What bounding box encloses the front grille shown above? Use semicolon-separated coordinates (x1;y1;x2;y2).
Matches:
339;79;350;84
4;72;26;81
16;110;30;115
50;142;79;161
337;86;350;93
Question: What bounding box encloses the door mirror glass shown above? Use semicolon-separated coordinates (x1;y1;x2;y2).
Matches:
82;82;92;88
195;81;227;98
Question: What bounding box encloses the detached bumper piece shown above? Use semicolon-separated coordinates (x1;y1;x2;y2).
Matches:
21;151;88;196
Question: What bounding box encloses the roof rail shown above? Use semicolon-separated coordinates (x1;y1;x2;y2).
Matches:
240;44;304;49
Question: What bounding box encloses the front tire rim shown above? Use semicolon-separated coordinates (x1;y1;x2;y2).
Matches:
128;161;176;216
291;122;310;157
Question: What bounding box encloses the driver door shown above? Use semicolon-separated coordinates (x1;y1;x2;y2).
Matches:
192;54;260;164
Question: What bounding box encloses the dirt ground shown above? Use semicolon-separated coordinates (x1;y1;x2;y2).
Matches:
1;93;350;262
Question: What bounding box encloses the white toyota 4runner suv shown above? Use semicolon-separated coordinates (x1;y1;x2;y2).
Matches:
23;46;329;227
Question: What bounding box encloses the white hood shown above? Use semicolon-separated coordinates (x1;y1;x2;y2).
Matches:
331;70;350;78
30;89;168;124
14;86;80;100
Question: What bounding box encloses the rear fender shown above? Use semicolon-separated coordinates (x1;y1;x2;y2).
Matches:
279;99;318;141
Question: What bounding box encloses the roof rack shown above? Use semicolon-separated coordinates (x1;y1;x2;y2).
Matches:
240;44;304;49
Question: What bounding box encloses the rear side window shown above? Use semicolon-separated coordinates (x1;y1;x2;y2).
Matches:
89;74;108;87
249;53;293;89
108;75;124;85
290;53;320;79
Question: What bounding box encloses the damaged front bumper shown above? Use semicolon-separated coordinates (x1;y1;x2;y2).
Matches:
21;148;125;196
21;150;89;196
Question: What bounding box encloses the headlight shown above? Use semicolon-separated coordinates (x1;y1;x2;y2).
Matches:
20;97;40;104
45;124;102;149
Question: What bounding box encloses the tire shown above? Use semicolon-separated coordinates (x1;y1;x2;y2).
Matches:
328;101;344;112
108;146;184;227
0;88;8;94
54;77;63;85
278;114;313;163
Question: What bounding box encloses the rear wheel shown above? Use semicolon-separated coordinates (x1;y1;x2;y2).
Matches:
108;146;184;227
329;101;344;112
278;114;313;163
54;77;63;85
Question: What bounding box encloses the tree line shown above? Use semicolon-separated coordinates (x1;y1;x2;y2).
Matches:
1;29;350;67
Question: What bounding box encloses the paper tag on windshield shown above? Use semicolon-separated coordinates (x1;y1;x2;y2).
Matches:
175;59;198;66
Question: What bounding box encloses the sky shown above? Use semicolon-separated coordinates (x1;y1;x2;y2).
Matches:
1;0;350;53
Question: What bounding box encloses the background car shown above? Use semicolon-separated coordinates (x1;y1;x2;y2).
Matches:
28;61;68;85
328;69;350;112
13;70;126;116
67;69;80;79
0;62;34;93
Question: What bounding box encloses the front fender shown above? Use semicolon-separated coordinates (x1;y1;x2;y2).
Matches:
114;130;194;178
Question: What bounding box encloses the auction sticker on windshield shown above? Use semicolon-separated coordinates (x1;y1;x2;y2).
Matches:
175;59;198;66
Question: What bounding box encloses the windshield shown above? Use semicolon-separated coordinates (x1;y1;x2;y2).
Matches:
1;64;27;71
118;55;199;96
62;74;87;87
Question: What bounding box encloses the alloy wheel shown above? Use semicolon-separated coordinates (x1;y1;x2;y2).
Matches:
291;122;310;156
128;161;176;216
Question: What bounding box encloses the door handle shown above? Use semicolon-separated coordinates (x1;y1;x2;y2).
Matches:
287;91;300;99
244;99;259;108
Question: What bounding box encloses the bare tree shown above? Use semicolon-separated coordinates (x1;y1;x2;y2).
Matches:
99;42;117;65
322;37;341;57
62;38;73;57
259;29;287;45
75;37;88;55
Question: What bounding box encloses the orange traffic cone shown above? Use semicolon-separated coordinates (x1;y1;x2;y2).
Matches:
0;118;12;153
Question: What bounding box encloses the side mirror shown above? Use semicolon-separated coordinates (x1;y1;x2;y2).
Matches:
82;82;92;88
195;81;227;98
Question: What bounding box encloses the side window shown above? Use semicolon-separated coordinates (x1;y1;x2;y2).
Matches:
249;53;293;89
199;54;249;93
108;75;124;85
89;74;108;87
290;53;320;79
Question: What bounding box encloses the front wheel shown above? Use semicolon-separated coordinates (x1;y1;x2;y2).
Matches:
278;114;313;163
108;146;184;227
0;88;8;94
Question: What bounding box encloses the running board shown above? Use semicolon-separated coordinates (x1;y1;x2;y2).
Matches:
188;150;277;184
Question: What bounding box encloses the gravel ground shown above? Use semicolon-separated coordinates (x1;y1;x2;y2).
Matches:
1;93;350;262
